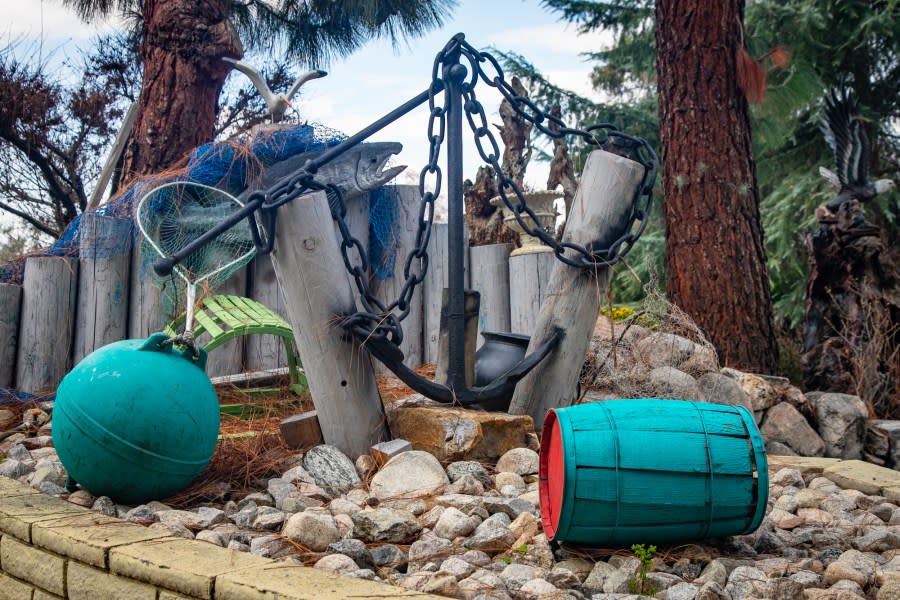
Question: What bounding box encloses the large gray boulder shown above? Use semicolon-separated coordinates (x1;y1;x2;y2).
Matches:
370;450;449;500
302;445;361;495
810;392;868;459
761;402;825;457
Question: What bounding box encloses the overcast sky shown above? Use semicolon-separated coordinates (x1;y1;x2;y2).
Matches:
0;0;609;203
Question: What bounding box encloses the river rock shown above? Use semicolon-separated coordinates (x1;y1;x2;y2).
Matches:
723;369;780;411
811;392;868;459
447;460;492;487
433;506;479;540
351;507;421;543
698;372;753;409
369;450;449;500
649;366;703;400
761;402;826;457
302;444;360;495
315;553;359;574
282;507;340;551
496;448;539;475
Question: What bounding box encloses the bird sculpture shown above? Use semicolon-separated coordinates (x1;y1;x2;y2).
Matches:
818;87;895;213
223;57;327;123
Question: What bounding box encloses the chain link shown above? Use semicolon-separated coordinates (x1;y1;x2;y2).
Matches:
242;35;658;351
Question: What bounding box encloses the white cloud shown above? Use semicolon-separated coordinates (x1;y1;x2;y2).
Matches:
487;23;614;57
0;1;120;43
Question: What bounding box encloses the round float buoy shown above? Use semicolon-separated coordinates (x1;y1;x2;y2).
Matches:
53;333;219;504
539;399;768;545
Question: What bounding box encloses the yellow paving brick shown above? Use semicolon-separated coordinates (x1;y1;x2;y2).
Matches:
67;561;158;600
767;455;841;475
33;513;172;569
0;477;39;498
0;493;89;542
0;571;35;600
109;538;270;599
158;593;194;600
824;459;900;496
31;590;62;600
216;563;449;600
0;536;66;597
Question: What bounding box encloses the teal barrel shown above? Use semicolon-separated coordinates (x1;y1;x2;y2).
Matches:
53;333;220;504
539;399;768;545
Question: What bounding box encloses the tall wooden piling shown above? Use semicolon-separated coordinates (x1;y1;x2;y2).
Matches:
271;190;387;457
247;255;290;373
0;283;21;387
469;245;512;348
508;252;556;336
74;213;132;364
16;257;78;394
508;150;645;428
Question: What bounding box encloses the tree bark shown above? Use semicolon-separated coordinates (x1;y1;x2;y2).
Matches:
121;0;241;182
655;0;778;372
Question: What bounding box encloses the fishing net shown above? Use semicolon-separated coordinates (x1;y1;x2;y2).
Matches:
136;181;261;339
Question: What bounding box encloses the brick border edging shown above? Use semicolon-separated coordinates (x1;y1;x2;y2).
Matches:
0;476;444;600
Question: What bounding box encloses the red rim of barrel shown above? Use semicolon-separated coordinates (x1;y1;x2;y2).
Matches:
539;408;565;540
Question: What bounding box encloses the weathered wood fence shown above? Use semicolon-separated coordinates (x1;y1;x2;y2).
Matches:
2;184;553;396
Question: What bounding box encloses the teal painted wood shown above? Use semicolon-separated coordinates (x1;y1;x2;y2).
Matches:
549;399;768;545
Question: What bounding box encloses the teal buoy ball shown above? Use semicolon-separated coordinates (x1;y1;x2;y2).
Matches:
53;333;219;504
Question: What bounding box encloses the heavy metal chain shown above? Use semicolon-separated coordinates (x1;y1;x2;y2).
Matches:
243;35;657;348
453;37;658;268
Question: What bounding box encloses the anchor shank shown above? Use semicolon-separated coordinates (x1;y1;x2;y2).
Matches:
444;54;470;393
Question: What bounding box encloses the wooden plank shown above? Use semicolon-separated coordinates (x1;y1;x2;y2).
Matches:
16;257;78;394
0;283;22;388
469;244;512;348
73;213;132;364
370;185;425;372
202;268;248;378
508;150;646;428
247;254;291;373
279;411;324;449
508;252;556;336
423;223;448;365
270;190;387;458
128;240;166;339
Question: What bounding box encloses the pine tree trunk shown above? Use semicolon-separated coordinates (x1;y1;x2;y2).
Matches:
655;0;778;372
121;0;241;182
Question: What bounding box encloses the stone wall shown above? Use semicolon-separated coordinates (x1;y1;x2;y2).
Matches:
0;476;441;600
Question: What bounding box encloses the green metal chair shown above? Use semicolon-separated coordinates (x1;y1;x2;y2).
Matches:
163;295;305;396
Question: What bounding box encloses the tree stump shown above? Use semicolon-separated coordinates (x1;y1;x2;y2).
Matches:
802;201;900;411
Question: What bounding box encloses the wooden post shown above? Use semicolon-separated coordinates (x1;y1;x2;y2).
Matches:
0;283;22;387
423;223;470;363
508;150;645;428
470;243;512;348
270;190;387;457
434;289;479;386
370;185;425;372
279;411;323;449
74;213;132;364
16;257;78;394
508;252;556;336
423;223;448;365
247;254;290;372
128;242;166;339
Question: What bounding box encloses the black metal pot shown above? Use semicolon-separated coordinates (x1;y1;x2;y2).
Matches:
473;331;531;412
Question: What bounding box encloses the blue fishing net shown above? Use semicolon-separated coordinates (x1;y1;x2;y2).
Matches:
0;124;349;285
368;185;400;280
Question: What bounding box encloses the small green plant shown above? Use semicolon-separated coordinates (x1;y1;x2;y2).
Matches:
517;543;528;556
500;556;512;565
628;543;657;596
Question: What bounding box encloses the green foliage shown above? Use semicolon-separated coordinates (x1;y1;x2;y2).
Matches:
628;543;657;596
527;0;900;331
63;0;457;69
